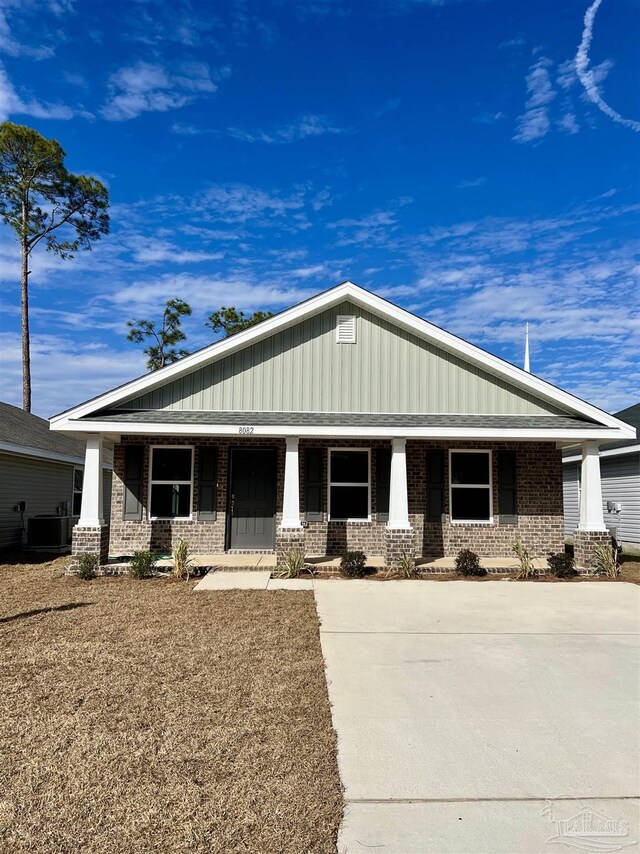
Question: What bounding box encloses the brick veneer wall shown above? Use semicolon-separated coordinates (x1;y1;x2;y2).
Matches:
298;438;563;560
108;435;564;563
574;529;612;569
109;436;285;556
70;525;109;568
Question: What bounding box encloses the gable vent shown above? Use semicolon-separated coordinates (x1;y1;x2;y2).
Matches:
336;314;356;344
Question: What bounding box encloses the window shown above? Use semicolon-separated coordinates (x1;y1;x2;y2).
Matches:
449;450;492;523
329;449;370;520
149;446;193;519
72;467;83;516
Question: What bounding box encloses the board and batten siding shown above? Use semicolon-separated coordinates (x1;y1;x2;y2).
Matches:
118;302;564;416
563;453;640;546
0;453;113;550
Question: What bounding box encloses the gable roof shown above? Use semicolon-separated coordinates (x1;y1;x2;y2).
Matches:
50;281;635;439
0;401;86;463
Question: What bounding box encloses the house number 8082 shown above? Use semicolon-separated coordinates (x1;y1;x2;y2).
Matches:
239;426;254;434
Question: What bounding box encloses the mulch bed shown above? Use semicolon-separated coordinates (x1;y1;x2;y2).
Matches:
0;555;342;854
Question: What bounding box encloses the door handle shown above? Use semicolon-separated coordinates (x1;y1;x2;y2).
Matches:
230;494;235;516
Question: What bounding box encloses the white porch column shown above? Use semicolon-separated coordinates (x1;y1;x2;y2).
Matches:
387;437;411;529
78;435;104;527
281;436;301;528
578;440;606;532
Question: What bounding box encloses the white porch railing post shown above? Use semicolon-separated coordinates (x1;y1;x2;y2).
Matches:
281;436;302;528
578;440;606;532
78;435;105;527
387;437;411;529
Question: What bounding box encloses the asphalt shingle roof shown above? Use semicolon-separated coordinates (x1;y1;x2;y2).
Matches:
87;410;601;431
599;403;640;451
0;401;85;460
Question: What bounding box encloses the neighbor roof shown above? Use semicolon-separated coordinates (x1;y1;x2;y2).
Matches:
600;403;640;452
0;401;86;461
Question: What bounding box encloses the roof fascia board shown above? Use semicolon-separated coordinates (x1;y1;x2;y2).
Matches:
50;281;631;434
0;441;84;466
51;419;628;441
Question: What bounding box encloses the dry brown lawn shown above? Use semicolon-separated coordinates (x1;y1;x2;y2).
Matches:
0;555;342;854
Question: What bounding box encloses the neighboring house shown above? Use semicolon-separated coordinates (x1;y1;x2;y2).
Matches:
0;401;113;550
563;403;640;555
50;282;635;569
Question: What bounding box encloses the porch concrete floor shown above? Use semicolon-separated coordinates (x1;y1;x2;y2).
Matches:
417;556;549;570
153;553;277;569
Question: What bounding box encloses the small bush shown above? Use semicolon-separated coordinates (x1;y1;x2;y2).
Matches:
391;551;421;579
591;543;620;578
513;538;538;579
455;548;486;577
129;550;156;579
276;549;306;579
340;550;367;578
547;552;577;578
172;539;193;580
77;553;98;580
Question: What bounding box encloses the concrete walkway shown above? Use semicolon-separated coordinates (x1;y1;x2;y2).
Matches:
193;570;314;590
314;580;640;853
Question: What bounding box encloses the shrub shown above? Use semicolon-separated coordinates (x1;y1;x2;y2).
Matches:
340;550;367;578
77;553;97;580
275;549;306;579
172;539;193;580
129;550;156;579
513;538;538;579
391;551;421;579
547;552;577;578
591;543;620;578
455;548;486;577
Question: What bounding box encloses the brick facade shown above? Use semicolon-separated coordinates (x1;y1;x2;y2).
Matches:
574;529;612;569
106;435;564;565
70;525;109;568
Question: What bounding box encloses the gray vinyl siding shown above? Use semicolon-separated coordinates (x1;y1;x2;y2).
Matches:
563;462;580;536
601;454;640;545
0;453;113;550
118;302;564;416
563;453;640;546
0;453;75;550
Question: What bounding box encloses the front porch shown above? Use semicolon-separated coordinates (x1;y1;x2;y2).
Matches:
71;432;612;572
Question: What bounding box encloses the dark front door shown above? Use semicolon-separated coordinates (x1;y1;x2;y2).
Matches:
228;449;277;550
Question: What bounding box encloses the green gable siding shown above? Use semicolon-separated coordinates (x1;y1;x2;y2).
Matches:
118;302;563;415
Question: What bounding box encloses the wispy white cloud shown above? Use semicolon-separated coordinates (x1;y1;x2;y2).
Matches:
0;61;85;120
101;60;219;121
198;184;306;223
576;0;640;132
513;56;556;143
457;176;486;189
228;113;346;144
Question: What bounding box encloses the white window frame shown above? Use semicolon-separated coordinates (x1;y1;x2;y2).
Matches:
72;466;83;516
449;449;493;525
148;445;194;521
328;447;371;521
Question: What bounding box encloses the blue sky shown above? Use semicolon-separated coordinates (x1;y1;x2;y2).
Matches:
0;0;638;417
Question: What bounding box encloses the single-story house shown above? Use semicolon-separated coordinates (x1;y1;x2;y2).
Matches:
50;282;635;570
563;403;640;555
0;401;112;551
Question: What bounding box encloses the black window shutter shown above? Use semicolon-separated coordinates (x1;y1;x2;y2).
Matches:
305;449;324;521
426;449;445;522
498;450;518;524
123;445;144;521
376;448;391;521
198;447;217;521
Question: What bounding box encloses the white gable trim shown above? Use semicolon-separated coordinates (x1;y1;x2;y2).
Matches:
50;281;635;437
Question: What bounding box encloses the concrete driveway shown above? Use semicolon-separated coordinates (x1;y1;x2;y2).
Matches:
314;580;640;853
